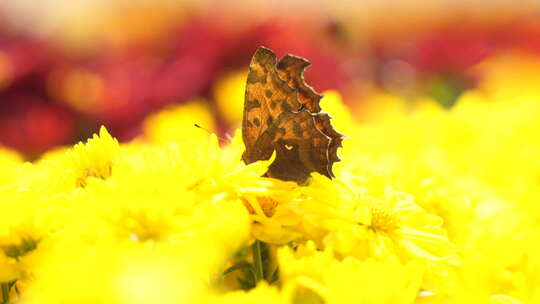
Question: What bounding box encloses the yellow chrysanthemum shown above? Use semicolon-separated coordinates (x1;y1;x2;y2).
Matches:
0;251;18;282
0;182;70;272
278;241;424;304
296;174;457;292
22;241;211;304
69;126;120;187
25;126;121;192
208;283;286;304
0;146;22;186
19;137;253;302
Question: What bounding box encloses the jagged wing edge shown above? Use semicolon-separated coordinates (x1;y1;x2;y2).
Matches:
276;54;323;113
312;113;344;177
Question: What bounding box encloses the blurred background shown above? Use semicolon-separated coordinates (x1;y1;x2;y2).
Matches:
0;0;539;158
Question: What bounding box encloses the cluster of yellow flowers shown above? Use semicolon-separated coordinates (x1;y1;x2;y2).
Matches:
1;52;539;304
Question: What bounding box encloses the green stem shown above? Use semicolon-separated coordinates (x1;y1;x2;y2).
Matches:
1;283;9;304
252;240;264;283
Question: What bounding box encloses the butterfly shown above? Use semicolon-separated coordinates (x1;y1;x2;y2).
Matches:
242;47;343;183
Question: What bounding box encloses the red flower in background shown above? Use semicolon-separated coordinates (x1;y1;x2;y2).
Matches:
0;97;74;158
2;7;540;157
0;38;76;157
47;19;246;141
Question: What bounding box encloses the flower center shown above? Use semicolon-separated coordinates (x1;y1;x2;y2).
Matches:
368;200;398;232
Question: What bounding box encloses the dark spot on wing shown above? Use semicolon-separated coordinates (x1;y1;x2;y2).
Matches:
281;101;292;112
253;118;261;127
267;116;273;125
246;120;253;128
270;100;277;110
265;90;273;98
245;99;261;111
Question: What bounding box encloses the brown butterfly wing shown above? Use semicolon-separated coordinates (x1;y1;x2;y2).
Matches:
264;110;333;182
276;54;344;177
276;54;322;112
242;47;344;183
242;47;302;163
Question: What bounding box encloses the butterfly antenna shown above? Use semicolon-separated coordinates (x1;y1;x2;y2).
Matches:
194;124;229;143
